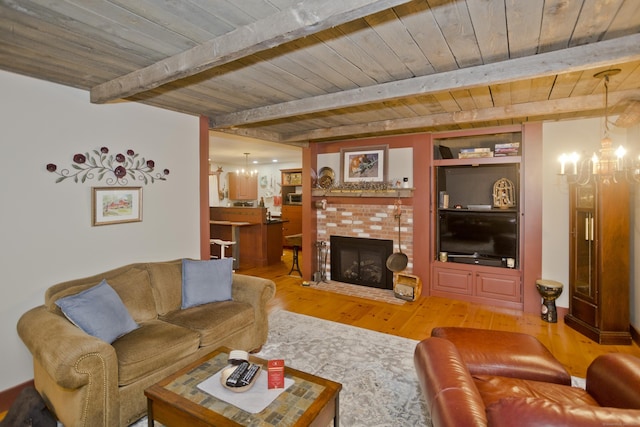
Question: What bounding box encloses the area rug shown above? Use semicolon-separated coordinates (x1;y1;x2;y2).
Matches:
255;310;429;426
131;310;430;426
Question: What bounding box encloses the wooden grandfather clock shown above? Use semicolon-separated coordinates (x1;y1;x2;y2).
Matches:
564;180;632;345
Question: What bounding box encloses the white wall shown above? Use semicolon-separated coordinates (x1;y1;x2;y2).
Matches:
542;118;638;332
0;71;200;390
316;147;414;188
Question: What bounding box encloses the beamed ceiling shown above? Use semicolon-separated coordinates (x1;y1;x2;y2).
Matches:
2;0;640;146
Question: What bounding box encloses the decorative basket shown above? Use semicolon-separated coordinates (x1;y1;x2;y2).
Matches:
394;273;421;301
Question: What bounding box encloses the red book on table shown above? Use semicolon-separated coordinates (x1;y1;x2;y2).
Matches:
267;359;285;389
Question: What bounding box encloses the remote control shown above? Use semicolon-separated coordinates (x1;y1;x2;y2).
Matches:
238;363;261;386
225;361;249;387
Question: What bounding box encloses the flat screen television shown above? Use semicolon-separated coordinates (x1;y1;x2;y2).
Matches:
438;210;518;267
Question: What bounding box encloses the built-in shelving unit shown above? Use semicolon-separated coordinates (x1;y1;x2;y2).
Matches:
433;156;522;167
431;130;524;309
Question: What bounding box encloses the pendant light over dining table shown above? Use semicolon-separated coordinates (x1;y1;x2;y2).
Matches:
236;152;258;177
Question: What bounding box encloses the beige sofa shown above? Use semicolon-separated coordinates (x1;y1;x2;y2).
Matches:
17;259;276;427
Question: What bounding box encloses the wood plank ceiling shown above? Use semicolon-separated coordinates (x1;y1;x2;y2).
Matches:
1;0;640;144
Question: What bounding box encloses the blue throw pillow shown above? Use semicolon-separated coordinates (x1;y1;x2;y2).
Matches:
181;258;233;309
55;279;139;344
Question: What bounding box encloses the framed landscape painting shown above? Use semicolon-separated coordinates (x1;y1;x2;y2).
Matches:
340;145;388;182
92;187;142;226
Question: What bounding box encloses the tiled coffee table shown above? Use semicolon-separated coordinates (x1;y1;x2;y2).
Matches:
145;347;342;426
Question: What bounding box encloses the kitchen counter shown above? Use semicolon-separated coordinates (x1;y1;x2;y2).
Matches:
209;207;284;269
264;219;287;224
209;221;251;269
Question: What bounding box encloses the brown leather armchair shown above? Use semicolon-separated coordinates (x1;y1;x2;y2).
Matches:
414;329;640;427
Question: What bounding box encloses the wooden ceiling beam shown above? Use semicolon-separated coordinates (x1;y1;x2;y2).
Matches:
89;0;413;104
211;127;285;144
279;88;640;142
615;100;640;128
211;34;640;128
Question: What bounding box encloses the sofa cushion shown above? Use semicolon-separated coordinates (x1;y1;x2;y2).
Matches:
181;258;233;309
161;300;255;347
55;280;139;344
47;267;157;323
473;374;599;409
111;319;200;386
146;260;183;315
487;397;640;427
431;327;571;385
106;268;157;322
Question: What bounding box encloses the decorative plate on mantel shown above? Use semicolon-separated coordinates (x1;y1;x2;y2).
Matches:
318;167;335;189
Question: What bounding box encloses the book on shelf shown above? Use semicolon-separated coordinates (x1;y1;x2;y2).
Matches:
494;142;520;157
459;147;492;153
458;151;494;159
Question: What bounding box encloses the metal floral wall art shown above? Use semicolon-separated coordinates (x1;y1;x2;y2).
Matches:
47;147;170;185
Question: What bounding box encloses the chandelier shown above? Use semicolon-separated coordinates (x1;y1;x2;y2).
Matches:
558;69;639;185
236;152;258;177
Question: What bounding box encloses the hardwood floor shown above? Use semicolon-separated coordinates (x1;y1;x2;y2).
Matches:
249;249;640;378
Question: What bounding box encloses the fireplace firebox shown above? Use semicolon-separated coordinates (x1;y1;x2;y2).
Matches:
330;236;394;289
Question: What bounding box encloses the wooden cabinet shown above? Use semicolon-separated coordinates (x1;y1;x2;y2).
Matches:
281;168;302;205
432;263;521;308
281;205;302;245
228;173;257;200
564;181;631;345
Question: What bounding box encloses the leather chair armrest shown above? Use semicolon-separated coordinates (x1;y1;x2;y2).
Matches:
17;306;117;390
587;353;640;409
487;397;640;427
414;337;487;427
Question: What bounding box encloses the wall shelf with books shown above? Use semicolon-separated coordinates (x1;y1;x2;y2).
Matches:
433;131;522;165
433;156;521;167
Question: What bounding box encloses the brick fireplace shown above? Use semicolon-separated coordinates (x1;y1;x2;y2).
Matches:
330;236;394;289
316;202;414;283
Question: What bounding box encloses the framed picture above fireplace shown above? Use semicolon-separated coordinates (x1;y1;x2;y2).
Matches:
340;145;388;183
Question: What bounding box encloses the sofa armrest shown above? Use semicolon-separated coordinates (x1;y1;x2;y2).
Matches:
231;274;276;307
486;397;640;427
230;274;276;349
587;353;640;409
17;305;118;390
414;337;488;427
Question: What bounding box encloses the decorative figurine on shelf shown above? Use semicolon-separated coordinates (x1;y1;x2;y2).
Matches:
492;177;516;209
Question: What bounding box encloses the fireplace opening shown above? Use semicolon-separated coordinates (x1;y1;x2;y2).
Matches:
330;236;394;289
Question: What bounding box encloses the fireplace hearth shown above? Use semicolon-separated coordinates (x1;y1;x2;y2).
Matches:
330;236;394;289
